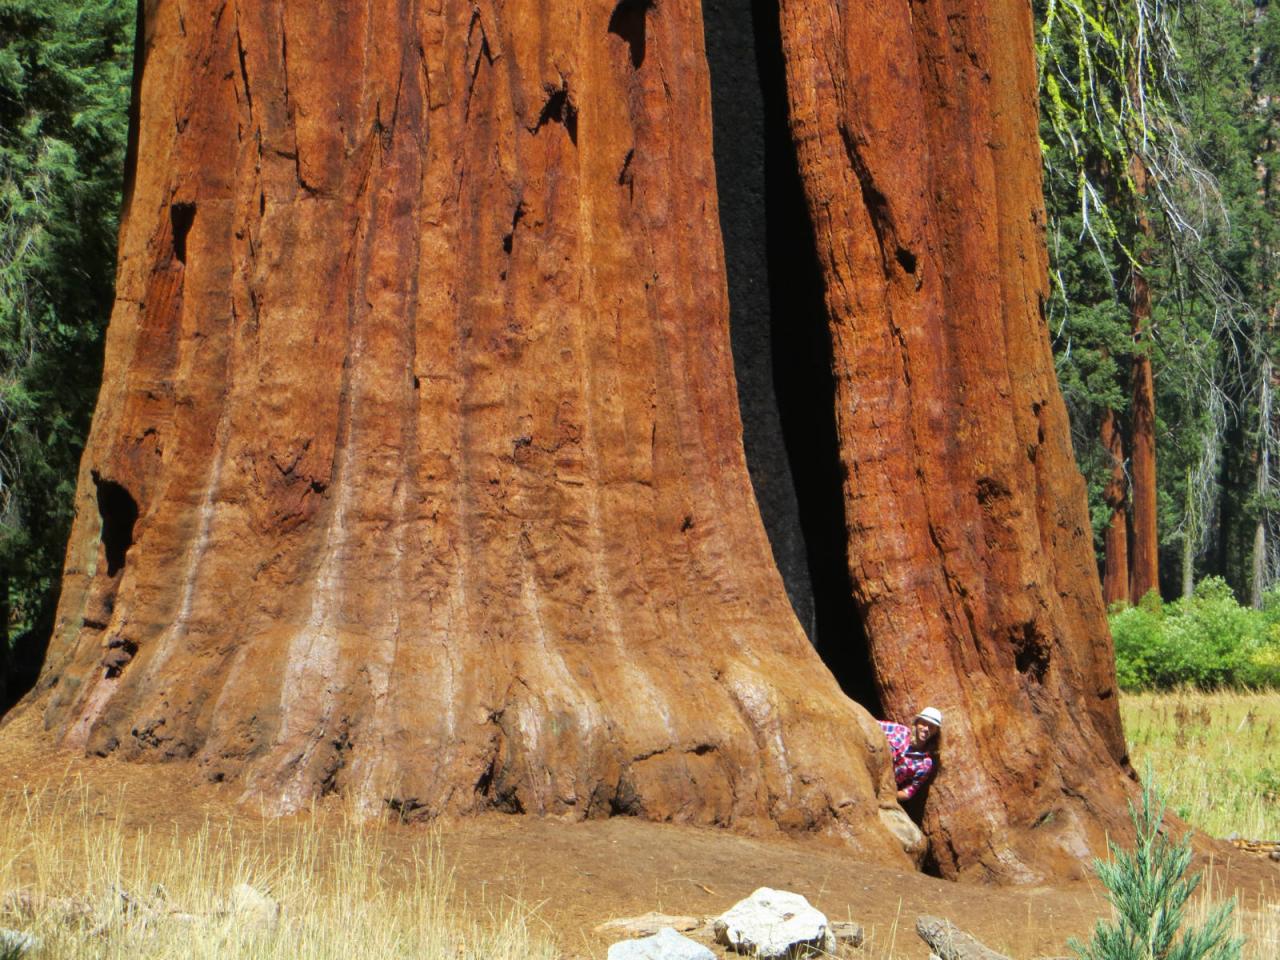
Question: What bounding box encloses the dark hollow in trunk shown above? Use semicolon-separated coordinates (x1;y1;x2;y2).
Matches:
703;0;880;715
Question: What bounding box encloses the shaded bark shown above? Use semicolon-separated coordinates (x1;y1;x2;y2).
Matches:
776;0;1134;879
27;0;909;861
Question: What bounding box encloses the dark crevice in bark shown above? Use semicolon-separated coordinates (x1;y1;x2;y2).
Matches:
702;0;881;716
92;472;139;577
532;83;578;144
608;0;654;69
170;202;196;265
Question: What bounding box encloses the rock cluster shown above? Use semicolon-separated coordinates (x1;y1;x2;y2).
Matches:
602;890;1033;960
604;888;867;959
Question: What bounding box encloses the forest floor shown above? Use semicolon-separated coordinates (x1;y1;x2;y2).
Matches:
0;701;1277;960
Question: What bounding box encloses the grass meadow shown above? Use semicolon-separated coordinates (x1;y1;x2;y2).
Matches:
1120;689;1280;840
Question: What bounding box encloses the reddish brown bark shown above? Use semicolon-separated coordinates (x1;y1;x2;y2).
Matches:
27;0;913;862
1100;408;1131;606
18;0;1136;883
1127;154;1159;602
777;0;1134;879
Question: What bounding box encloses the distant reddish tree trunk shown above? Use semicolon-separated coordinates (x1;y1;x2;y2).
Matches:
1127;153;1160;602
1101;408;1131;606
777;0;1135;879
25;0;914;864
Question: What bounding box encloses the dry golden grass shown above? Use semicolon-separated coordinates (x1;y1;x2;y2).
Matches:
1120;690;1280;841
0;781;560;960
1118;690;1280;960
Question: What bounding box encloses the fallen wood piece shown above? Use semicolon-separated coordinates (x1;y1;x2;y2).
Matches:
830;920;865;946
915;915;1011;960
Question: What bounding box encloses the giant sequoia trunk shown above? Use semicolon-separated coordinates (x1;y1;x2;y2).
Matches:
29;0;912;864
1100;408;1131;606
20;0;1135;881
777;0;1134;878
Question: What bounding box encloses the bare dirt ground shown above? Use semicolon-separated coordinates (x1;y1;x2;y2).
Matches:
2;707;1276;959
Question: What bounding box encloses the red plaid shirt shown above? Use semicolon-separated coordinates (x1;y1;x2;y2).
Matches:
879;721;935;799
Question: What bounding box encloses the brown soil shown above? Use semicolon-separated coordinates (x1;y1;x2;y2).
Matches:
2;708;1276;959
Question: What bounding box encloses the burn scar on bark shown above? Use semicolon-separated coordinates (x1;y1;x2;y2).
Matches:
1009;621;1050;683
608;0;655;70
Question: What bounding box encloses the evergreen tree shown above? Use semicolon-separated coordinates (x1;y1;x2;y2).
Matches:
1071;773;1242;960
0;0;133;688
1038;0;1278;603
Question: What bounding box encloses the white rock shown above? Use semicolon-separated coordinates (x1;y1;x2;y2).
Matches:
878;806;927;860
227;883;280;932
713;887;835;959
0;927;40;956
606;927;716;960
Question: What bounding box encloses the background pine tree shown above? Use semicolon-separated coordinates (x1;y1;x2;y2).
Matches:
0;0;133;704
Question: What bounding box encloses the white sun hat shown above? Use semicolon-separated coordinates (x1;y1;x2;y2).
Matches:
915;706;943;728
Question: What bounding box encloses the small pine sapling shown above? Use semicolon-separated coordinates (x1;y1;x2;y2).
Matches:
1071;774;1243;960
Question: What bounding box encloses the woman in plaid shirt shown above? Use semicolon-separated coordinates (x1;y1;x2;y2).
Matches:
878;707;942;801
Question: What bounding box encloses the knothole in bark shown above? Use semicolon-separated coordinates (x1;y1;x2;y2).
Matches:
608;0;654;70
170;202;196;265
91;472;138;578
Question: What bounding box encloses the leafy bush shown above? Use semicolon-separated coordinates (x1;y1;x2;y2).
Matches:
1109;578;1280;691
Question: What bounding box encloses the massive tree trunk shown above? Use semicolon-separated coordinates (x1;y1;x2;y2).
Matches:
18;0;1136;881
776;0;1134;879
27;0;912;863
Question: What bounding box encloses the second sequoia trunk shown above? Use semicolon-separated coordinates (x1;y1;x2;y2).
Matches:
778;0;1135;879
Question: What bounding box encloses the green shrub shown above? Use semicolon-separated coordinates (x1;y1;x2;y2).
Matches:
1111;603;1166;690
1109;578;1280;691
